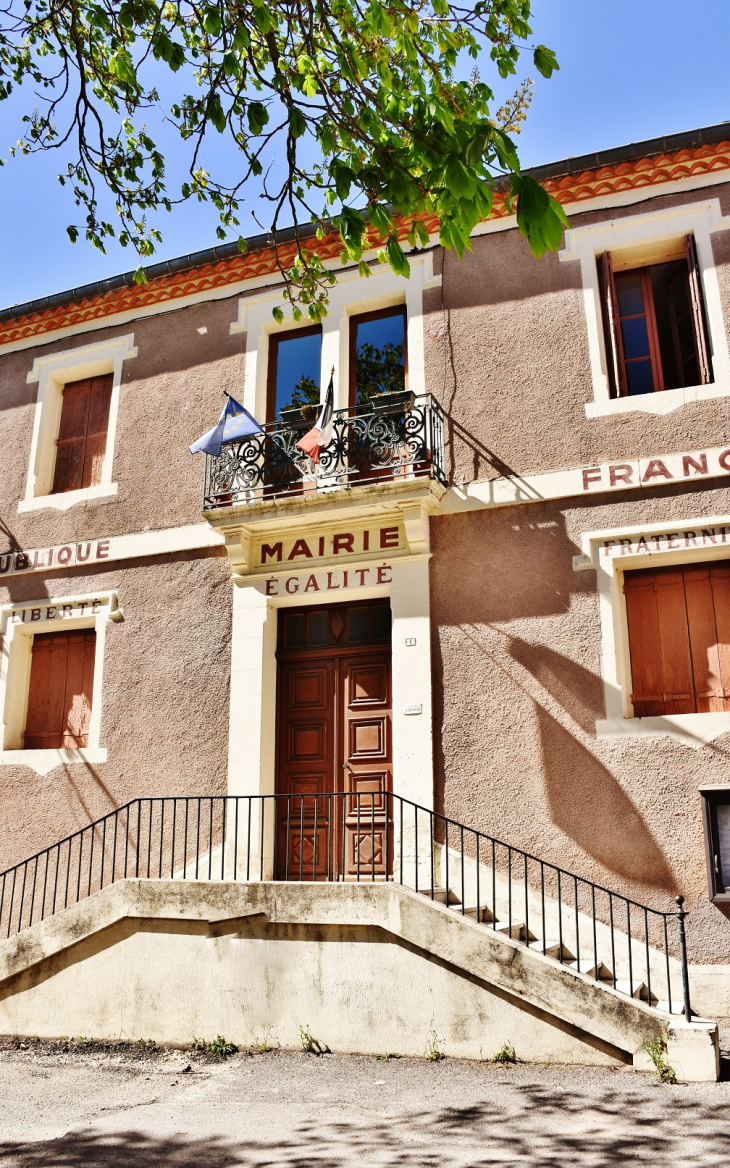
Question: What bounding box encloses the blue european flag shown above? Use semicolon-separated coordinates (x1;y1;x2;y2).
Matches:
189;394;263;456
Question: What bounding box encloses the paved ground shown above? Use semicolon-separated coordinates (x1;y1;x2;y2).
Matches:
1;1045;730;1167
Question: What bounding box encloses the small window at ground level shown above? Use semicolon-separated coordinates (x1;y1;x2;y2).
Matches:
700;791;730;899
266;326;322;423
349;307;406;408
599;235;712;398
53;375;113;494
624;562;730;717
24;630;96;749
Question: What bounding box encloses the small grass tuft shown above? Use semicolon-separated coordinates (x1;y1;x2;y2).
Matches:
137;1038;157;1049
425;1029;445;1061
299;1025;329;1055
643;1037;678;1084
492;1042;516;1065
191;1035;238;1058
375;1052;403;1061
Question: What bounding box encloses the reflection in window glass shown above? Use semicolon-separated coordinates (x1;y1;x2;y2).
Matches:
272;330;321;420
285;614;306;649
308;611;329;646
353;311;406;406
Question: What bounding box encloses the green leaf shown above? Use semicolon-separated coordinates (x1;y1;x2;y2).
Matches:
289;107;306;139
533;45;559;79
203;6;222;37
444;155;477;200
66;225;78;244
207;93;226;133
491;127;520;174
109;50;136;87
247;101;269;134
272;306;284;323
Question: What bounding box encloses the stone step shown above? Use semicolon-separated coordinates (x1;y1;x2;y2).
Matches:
461;904;495;924
566;958;614;981
614;978;649;1001
529;939;576;961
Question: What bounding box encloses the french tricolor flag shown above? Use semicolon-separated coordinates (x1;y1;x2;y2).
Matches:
296;370;335;464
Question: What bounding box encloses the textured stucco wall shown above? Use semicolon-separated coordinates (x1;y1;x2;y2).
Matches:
424;183;730;486
430;479;730;969
0;550;232;872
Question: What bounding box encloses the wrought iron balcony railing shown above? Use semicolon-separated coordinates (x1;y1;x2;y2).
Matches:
202;391;447;509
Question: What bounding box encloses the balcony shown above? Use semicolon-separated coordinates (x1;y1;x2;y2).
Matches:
202;392;447;510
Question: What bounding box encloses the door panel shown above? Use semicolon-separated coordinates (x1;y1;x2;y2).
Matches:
341;654;392;879
275;604;393;881
275;659;335;878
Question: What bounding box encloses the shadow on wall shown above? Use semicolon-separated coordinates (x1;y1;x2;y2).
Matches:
508;636;604;735
430;505;590;624
536;706;676;893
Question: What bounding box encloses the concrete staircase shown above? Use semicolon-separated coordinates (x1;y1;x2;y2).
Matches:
422;885;683;1014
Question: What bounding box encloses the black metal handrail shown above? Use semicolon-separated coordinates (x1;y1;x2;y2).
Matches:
0;792;692;1021
202;392;447;507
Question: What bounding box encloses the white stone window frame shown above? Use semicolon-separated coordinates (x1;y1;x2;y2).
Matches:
559;199;730;419
574;516;730;747
20;334;137;513
229;253;440;420
0;590;121;775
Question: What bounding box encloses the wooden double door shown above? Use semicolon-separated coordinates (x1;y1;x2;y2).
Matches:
275;601;393;880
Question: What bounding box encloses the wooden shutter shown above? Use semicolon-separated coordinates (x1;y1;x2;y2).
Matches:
24;630;95;749
598;251;627;398
52;375;112;494
684;566;726;711
624;568;695;716
684;234;713;385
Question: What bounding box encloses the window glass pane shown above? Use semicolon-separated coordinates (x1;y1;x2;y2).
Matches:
348;607;369;642
274;331;321;418
308;611;329;646
354;312;405;405
717;803;730;891
620;316;650;360
285;614;306;649
616;274;645;317
626;358;655;396
371;605;391;641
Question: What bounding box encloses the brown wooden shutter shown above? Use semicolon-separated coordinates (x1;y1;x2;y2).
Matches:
684;233;713;385
599;251;627;398
624;568;695;715
52;375;112;494
53;380;91;494
683;565;725;711
24;630;95;749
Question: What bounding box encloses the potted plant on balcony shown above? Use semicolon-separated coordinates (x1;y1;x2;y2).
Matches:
279;377;320;430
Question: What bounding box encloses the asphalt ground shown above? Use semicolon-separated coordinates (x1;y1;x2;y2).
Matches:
1;1043;730;1167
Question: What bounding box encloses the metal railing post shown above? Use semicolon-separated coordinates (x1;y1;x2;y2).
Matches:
675;895;693;1023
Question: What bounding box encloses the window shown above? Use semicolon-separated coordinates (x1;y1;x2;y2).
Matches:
52;375;113;494
24;629;95;748
349;307;407;408
700;790;730;901
266;326;322;423
624;562;730;716
599;235;712;398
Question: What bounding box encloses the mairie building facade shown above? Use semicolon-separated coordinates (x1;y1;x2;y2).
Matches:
1;123;730;1077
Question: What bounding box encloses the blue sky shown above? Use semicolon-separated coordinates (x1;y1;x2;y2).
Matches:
0;0;727;307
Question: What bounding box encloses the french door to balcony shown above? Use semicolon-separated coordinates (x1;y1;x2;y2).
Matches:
274;601;393;880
